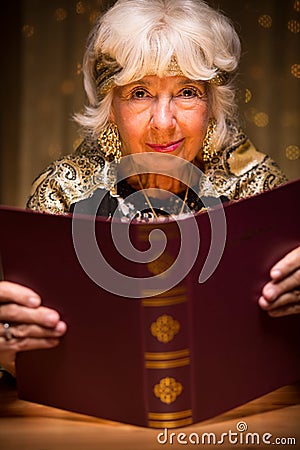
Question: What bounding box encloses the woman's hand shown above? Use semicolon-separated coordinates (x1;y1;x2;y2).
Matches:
259;246;300;317
0;281;67;376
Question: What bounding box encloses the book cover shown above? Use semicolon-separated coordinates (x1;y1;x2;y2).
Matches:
0;179;299;428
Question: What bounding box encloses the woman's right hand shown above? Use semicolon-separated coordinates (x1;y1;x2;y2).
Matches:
0;281;67;376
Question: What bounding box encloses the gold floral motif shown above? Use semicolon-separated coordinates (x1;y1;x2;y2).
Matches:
150;315;180;343
147;252;175;277
154;377;183;404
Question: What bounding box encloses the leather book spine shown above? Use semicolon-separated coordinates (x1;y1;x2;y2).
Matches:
136;223;194;429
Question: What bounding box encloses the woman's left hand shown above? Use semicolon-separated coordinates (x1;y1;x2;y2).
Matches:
259;246;300;317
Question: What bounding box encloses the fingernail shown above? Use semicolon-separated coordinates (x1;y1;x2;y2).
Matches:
265;286;276;300
28;296;40;307
55;322;67;333
45;313;58;326
271;268;281;279
258;296;269;308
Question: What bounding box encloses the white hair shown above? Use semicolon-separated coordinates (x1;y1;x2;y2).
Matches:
75;0;241;150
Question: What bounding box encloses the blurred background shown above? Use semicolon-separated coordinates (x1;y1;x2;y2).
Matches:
1;0;299;208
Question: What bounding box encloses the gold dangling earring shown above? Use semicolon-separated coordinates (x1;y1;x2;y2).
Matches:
98;122;122;163
201;118;218;162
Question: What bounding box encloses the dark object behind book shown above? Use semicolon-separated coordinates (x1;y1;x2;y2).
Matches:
0;179;300;429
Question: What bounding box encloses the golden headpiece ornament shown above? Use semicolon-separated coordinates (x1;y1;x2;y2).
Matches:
94;53;123;98
94;53;230;99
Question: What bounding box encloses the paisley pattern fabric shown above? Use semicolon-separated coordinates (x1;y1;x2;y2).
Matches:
201;127;287;200
27;128;287;216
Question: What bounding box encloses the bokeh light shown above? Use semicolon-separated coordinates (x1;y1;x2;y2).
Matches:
254;112;269;127
76;1;86;14
89;10;100;24
76;63;83;75
22;25;34;38
288;19;300;33
291;64;300;78
245;88;252;103
54;8;68;22
285;145;300;160
258;15;272;29
294;0;300;12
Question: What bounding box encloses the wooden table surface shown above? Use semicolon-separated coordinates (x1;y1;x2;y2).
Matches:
0;373;299;450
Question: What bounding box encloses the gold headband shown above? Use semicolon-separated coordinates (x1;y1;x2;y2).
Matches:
94;53;123;97
208;69;230;86
94;53;230;98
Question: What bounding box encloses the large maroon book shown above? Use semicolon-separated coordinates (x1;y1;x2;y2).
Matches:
0;179;300;429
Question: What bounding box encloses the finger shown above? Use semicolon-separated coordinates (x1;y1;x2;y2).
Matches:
259;290;300;311
1;337;61;353
0;281;40;307
258;295;271;310
0;303;61;328
270;246;300;281
267;302;300;318
262;268;300;302
0;320;67;340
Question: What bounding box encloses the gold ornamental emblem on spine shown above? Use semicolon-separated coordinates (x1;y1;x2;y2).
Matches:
154;377;183;404
150;315;180;343
147;252;175;277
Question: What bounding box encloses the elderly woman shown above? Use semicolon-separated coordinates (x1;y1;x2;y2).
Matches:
1;0;299;376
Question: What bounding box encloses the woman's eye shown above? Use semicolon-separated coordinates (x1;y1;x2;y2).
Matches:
181;88;197;97
131;89;149;99
179;87;205;98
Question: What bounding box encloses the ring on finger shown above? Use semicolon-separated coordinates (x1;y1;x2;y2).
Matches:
3;323;14;341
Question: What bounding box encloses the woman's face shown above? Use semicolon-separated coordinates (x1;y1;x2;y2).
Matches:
110;75;210;167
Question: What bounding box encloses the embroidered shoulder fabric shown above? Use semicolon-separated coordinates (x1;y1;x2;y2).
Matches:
199;128;287;200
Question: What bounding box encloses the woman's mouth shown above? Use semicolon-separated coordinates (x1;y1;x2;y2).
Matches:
146;138;184;153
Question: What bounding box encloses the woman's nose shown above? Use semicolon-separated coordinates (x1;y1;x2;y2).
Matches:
150;97;176;130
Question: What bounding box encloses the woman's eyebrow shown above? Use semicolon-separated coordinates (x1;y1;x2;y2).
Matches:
124;80;150;88
177;79;205;86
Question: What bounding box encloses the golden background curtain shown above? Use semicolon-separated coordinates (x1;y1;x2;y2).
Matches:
1;0;299;207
